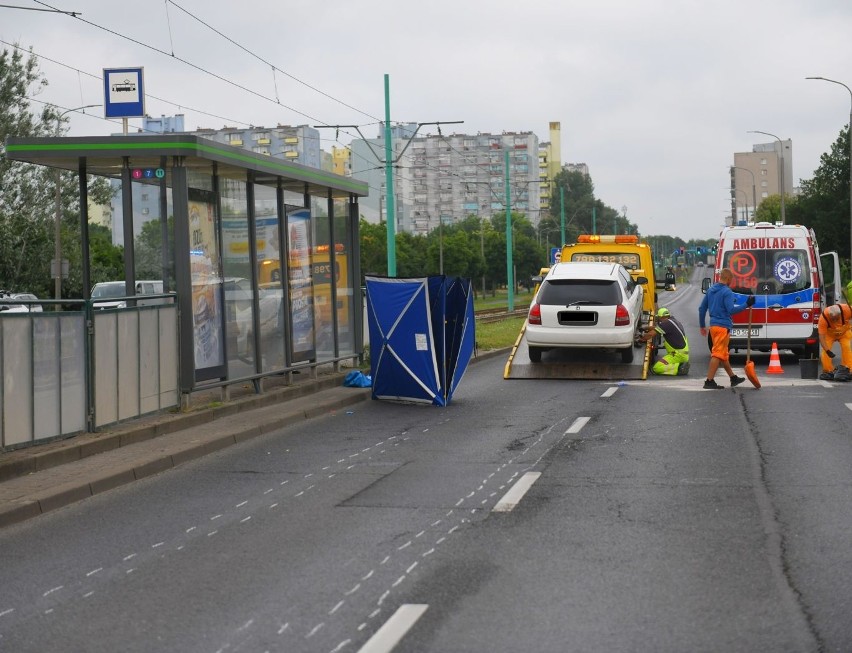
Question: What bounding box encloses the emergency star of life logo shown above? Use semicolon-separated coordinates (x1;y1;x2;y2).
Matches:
774;257;801;284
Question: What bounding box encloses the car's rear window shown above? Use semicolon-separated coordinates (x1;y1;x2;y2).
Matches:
92;284;125;299
538;279;621;306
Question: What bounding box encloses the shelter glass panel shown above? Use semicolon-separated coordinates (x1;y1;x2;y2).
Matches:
188;174;225;376
287;206;316;363
132;177;174;288
313;204;334;359
255;182;285;371
334;199;356;356
220;176;256;379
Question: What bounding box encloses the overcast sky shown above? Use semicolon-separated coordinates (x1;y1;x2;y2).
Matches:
4;0;852;241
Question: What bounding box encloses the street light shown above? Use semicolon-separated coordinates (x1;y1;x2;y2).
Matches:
728;188;749;224
806;76;852;274
54;104;100;301
747;130;786;224
730;165;757;217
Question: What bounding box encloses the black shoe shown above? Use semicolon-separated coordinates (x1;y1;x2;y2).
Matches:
820;371;835;381
730;375;746;387
703;379;724;389
678;362;690;376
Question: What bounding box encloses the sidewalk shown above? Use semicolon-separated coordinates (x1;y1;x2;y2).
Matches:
0;369;371;528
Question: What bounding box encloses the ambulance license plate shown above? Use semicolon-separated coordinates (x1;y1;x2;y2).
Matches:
731;328;760;337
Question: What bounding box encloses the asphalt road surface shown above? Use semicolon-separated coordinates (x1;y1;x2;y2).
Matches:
1;281;851;652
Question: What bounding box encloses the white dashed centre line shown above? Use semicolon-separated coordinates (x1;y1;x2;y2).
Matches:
566;416;591;434
357;604;429;653
492;471;542;513
601;386;618;398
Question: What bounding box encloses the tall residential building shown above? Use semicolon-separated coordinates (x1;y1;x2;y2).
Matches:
732;139;793;224
194;124;322;169
351;127;541;234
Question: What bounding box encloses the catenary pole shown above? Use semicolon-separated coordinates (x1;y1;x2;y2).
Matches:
383;74;396;276
505;150;514;311
560;185;566;246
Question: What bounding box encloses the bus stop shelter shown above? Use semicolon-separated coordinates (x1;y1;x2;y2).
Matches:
3;134;368;443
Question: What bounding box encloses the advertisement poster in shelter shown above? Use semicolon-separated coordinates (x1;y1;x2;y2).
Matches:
188;188;224;373
287;208;315;362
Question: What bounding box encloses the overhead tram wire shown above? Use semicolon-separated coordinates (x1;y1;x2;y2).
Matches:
165;0;381;123
1;39;255;130
31;0;343;128
2;39;374;148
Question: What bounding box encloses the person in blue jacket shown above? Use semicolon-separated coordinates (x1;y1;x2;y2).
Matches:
698;268;755;389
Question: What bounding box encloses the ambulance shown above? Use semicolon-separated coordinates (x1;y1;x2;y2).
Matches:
703;222;842;357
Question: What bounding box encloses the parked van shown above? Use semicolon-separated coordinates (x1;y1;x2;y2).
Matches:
559;235;658;323
702;222;841;357
91;280;168;309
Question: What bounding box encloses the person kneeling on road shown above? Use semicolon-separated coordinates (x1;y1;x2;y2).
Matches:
638;307;690;375
817;303;852;381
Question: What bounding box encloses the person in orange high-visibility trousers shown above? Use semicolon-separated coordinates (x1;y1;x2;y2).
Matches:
817;303;852;380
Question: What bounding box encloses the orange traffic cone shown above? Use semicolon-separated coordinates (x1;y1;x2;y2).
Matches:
767;342;784;374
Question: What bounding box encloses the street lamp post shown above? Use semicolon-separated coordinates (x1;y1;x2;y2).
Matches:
731;165;757;218
806;76;852;275
728;188;749;225
54;104;100;301
748;130;786;224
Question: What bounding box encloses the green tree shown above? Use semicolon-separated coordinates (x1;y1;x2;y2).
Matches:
793;126;851;267
358;218;387;278
0;43;121;298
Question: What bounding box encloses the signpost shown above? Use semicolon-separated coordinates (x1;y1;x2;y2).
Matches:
103;67;145;134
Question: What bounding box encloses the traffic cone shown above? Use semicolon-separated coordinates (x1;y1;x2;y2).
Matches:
767;342;784;374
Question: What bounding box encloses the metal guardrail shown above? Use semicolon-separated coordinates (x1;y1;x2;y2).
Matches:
1;297;179;450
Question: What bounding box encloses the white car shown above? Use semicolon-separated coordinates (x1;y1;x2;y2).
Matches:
0;292;43;313
525;261;646;363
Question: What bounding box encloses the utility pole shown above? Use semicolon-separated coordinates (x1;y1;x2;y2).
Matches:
383;75;396;275
560;185;566;246
317;81;461;278
505;150;514;312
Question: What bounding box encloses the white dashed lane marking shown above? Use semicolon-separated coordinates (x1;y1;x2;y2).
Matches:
492;471;542;513
357;604;429;653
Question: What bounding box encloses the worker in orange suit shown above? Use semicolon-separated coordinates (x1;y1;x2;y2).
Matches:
817;303;852;380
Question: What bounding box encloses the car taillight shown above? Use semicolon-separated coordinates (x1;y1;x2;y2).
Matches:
528;303;542;325
615;304;630;326
813;291;820;313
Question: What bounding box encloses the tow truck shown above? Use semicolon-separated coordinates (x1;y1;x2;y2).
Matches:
504;235;659;380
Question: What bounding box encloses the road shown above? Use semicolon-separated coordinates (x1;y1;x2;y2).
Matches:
1;280;851;652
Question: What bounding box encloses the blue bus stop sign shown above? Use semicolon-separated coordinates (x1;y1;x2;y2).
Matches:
103;67;145;118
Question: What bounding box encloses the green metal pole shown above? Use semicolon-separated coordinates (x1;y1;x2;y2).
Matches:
384;74;396;276
505;150;514;311
560;185;566;246
592;204;597;235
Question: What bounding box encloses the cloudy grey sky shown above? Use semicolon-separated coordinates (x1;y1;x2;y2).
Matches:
4;0;852;240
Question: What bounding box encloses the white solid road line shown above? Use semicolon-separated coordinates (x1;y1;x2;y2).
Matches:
358;604;429;653
492;471;542;513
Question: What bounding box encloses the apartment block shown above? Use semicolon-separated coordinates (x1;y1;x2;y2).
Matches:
352;126;541;234
732;139;793;224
